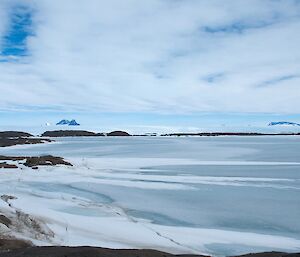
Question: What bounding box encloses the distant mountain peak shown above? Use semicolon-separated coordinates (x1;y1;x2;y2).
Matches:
268;121;300;127
56;119;80;126
56;119;70;125
68;119;80;126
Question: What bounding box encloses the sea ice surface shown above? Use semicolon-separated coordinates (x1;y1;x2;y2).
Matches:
0;136;300;256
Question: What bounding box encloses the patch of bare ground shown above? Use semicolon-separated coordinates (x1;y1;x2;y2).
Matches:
0;246;298;257
0;155;72;169
0;246;207;257
0;163;18;169
230;252;300;257
0;238;32;252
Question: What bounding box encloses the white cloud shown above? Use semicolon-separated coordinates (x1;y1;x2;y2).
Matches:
0;0;300;114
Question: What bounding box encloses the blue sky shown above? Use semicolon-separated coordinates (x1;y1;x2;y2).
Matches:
1;5;32;57
0;0;300;133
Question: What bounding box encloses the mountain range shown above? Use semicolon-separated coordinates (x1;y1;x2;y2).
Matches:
268;121;300;127
56;119;80;126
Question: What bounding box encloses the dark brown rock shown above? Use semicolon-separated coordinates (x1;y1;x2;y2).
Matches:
41;130;104;137
24;155;73;167
0;137;52;147
0;131;33;138
107;131;131;136
0;239;298;257
0;245;298;257
0;238;32;251
0;162;18;169
0;246;207;257
0;215;11;227
0;156;72;168
0;156;25;161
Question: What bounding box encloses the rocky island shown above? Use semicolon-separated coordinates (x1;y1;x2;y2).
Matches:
42;130;131;137
0;131;52;148
41;130;104;137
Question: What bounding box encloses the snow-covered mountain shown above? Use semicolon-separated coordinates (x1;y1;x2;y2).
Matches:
268;121;300;127
68;119;80;126
56;119;70;125
56;119;80;126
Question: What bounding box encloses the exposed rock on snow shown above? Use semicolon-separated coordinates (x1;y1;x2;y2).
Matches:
0;156;72;169
0;194;55;243
0;214;11;227
0;162;18;169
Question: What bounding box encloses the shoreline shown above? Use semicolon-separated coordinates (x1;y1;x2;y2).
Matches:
2;130;300;140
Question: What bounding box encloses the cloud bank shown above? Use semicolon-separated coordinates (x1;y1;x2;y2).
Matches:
0;0;300;114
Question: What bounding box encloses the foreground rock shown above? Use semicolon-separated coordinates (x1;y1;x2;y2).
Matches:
0;245;205;257
42;130;104;137
0;243;298;257
0;155;72;169
0;239;32;252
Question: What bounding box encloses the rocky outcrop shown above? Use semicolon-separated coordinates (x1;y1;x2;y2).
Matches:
0;162;18;169
0;131;33;138
0;238;32;251
41;130;104;137
0;137;52;147
107;130;131;136
0;131;52;148
0;155;72;169
24;155;73;168
0;214;11;227
42;130;131;137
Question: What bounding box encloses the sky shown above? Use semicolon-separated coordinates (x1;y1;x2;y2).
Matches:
0;0;300;133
